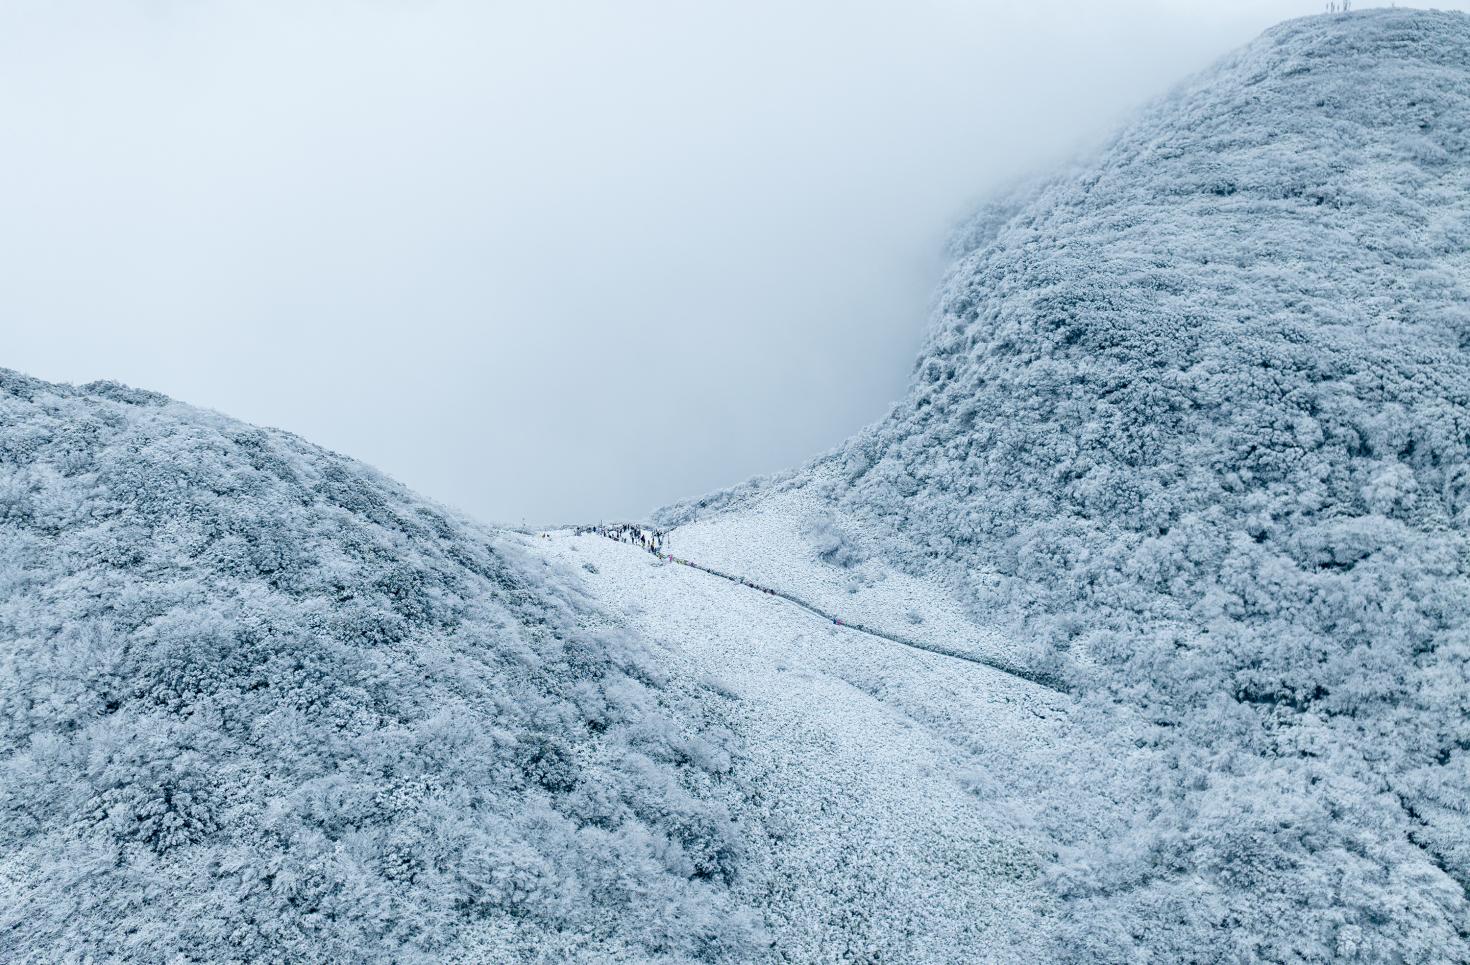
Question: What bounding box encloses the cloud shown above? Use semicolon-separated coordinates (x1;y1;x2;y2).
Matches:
4;0;1453;523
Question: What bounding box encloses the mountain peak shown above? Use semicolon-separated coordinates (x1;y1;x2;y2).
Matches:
796;6;1470;959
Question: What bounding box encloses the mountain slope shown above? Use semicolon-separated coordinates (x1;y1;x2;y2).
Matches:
0;370;759;962
527;526;1068;961
665;9;1470;961
12;9;1470;963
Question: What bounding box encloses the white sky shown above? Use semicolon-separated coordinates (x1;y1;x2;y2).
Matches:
5;1;1462;525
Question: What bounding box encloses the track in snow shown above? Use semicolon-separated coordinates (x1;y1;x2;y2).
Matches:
582;528;1070;696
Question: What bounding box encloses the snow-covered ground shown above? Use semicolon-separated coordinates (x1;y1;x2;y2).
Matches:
518;526;1066;961
664;471;1022;669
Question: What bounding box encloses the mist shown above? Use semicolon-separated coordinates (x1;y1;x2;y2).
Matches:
4;0;1450;525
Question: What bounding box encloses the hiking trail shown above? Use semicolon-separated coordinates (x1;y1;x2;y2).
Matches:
568;523;1069;696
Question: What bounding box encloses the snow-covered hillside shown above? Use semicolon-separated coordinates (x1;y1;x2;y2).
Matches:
664;467;1019;669
524;527;1071;961
0;370;761;962
10;8;1470;964
662;9;1470;962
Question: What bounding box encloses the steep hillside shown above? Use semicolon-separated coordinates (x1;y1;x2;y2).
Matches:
524;525;1069;962
0;370;758;962
12;9;1470;963
668;9;1470;962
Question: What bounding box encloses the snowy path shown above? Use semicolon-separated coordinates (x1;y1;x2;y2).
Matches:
663;479;1040;673
596;532;1067;695
521;530;1064;962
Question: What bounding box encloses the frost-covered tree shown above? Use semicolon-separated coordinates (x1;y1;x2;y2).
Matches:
0;370;762;962
682;8;1470;961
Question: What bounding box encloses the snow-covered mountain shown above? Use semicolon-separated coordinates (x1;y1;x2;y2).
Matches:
8;8;1470;964
658;8;1470;962
0;370;761;962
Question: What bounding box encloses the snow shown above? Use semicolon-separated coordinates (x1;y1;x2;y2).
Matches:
0;370;761;963
662;10;1470;960
664;465;1024;670
10;8;1470;962
523;528;1065;961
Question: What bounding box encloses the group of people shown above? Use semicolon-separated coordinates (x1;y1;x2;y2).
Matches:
576;524;851;627
575;523;667;555
741;577;780;600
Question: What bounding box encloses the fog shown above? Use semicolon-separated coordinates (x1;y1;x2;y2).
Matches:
5;0;1451;525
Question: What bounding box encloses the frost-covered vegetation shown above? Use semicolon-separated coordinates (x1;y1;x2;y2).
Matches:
0;370;759;962
13;9;1470;961
800;9;1470;961
807;515;865;570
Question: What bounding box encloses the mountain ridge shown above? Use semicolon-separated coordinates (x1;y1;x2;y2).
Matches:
9;7;1470;963
663;9;1470;960
0;366;761;962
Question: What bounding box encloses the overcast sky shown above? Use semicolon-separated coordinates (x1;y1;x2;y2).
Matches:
6;1;1459;526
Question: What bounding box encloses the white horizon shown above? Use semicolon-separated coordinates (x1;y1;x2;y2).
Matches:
6;0;1458;525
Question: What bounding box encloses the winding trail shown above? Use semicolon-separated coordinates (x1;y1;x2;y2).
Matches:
581;525;1070;696
529;525;1063;961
